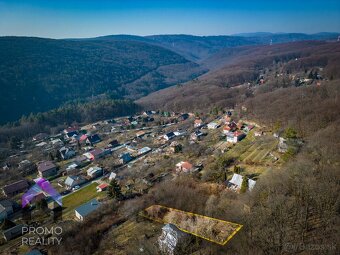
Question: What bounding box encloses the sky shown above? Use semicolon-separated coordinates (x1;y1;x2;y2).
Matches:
0;0;340;38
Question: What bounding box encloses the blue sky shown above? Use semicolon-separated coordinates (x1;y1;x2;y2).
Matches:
0;0;339;38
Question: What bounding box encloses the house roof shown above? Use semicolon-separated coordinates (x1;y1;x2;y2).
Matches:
3;224;26;241
138;147;151;154
3;180;29;195
177;161;193;170
0;199;14;209
165;132;176;138
109;172;117;180
98;183;108;189
37;161;56;172
75;199;101;218
87;166;102;176
162;223;187;239
87;134;101;144
90;148;104;157
229;173;256;191
230;174;243;187
65;176;85;186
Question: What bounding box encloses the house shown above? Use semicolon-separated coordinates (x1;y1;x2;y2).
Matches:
207;121;220;129
119;153;132;164
3;224;26;241
24;249;43;255
79;134;88;143
0;200;14;221
254;131;263;137
164;132;176;141
227;173;256;192
194;119;203;128
37;161;57;178
64;126;79;135
18;159;37;175
223;115;232;124
244;125;255;132
32;133;48;142
59;147;76;160
176;161;194;173
75;199;101;221
138;147;152;155
108;139;120;148
63;127;79;140
109;172;117;181
64;130;79;140
83;148;107;161
278;137;288;153
97;183;109;192
22;192;46;206
86;134;101;146
3;180;29;197
237;122;244;130
169;141;182;153
87;166;103;178
158;223;189;255
143;110;153;116
136;130;146;138
65;176;86;189
225;121;237;132
226;131;246;143
178;113;189;121
50;138;64;147
191;130;204;141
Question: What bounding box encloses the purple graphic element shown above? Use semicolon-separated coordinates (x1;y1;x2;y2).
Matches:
22;178;62;208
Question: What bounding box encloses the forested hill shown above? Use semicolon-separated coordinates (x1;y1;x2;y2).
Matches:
92;33;340;62
0;36;205;124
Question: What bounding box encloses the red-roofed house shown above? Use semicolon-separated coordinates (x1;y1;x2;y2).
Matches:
97;183;109;192
176;161;194;173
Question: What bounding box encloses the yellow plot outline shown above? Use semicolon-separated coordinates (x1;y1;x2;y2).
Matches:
140;205;243;246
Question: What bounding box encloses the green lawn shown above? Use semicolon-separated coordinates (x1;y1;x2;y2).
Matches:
62;182;102;217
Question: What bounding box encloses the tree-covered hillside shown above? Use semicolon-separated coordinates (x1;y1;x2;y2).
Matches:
0;37;204;124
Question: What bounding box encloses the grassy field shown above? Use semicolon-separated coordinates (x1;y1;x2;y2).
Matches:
62;182;102;218
225;131;279;176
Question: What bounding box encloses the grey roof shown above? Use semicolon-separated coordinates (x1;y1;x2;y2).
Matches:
25;249;43;255
75;199;101;218
3;224;26;241
65;176;85;187
37;161;56;172
162;223;187;239
3;180;29;195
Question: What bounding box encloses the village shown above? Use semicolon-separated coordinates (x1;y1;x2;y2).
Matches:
0;107;296;254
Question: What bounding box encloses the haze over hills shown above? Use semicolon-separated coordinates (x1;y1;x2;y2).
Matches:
91;32;340;62
137;40;340;111
0;36;205;124
0;32;339;125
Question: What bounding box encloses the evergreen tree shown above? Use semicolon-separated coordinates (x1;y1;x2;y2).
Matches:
240;176;248;193
108;179;123;201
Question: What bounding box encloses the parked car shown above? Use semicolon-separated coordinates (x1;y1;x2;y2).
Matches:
72;185;80;191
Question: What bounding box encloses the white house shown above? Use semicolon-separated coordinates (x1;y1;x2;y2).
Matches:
207;122;220;129
158;224;189;255
228;173;256;192
226;131;246;143
75;199;101;221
